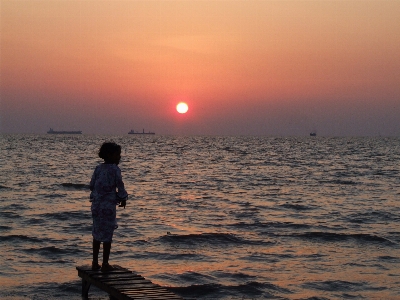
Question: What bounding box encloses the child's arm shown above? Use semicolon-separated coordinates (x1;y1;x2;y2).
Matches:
118;200;126;208
89;166;98;191
115;167;128;207
89;166;98;201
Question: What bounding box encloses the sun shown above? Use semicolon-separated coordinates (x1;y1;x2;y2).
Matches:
176;102;189;114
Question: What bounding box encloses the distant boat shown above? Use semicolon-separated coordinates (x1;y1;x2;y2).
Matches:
310;132;317;136
47;128;82;134
128;129;155;135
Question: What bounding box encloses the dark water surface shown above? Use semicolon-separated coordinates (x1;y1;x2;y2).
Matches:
1;135;399;299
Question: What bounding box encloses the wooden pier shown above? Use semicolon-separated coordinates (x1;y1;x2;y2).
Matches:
76;265;184;300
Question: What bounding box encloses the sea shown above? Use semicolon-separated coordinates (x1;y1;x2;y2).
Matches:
1;134;399;300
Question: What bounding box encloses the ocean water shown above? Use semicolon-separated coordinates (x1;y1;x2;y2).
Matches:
0;134;399;300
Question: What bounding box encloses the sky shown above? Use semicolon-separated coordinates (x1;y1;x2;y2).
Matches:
1;0;399;136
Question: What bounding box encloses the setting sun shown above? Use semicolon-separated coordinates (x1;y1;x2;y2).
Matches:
176;102;189;114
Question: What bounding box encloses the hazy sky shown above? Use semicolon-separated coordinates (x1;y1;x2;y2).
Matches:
1;0;399;136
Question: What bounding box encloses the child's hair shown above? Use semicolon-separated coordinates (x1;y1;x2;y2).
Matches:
98;142;121;160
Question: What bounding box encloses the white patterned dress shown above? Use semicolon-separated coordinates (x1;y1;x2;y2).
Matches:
90;163;128;243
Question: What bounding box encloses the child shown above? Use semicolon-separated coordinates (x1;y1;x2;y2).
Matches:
90;142;128;271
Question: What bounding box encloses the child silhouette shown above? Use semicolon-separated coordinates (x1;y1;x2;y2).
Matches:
90;142;128;271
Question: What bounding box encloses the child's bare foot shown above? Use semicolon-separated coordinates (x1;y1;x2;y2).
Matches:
101;263;115;272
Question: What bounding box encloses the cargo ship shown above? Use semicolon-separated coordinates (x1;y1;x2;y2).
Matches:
128;129;155;135
47;128;82;134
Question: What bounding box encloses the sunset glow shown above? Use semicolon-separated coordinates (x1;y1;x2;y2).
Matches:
176;103;189;114
1;1;399;135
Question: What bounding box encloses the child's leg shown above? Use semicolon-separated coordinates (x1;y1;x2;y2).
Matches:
103;242;111;265
93;239;101;264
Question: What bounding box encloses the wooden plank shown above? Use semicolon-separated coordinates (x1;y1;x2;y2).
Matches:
90;270;136;276
121;291;184;300
114;284;164;289
120;293;182;300
92;273;142;280
120;296;173;300
88;270;139;276
118;287;170;293
118;285;182;295
121;287;183;300
101;278;152;284
77;265;184;300
121;289;183;297
77;266;132;274
122;290;182;297
104;278;154;284
118;290;183;300
96;274;146;280
108;282;161;289
99;276;148;281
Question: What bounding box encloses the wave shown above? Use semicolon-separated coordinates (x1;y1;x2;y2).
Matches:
344;211;400;224
175;271;216;285
373;169;399;177
377;255;400;262
38;210;88;221
61;183;90;189
319;179;358;185
299;297;330;300
0;281;82;299
0;234;49;243
230;221;312;230
280;203;315;211
23;245;81;256
54;281;82;296
158;233;267;246
127;251;207;262
167;283;221;299
0;211;22;219
211;270;257;282
167;281;291;299
301;280;386;293
294;232;396;245
44;193;67;198
23;218;47;225
242;252;296;263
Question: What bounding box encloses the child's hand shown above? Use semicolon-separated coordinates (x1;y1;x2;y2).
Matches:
119;200;126;209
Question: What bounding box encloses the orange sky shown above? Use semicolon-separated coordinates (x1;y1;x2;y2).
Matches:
1;0;399;135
